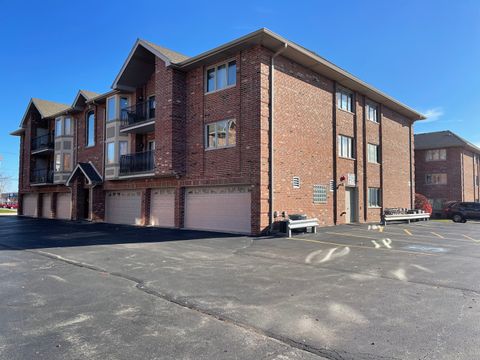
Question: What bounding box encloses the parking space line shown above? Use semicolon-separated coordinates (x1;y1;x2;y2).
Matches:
369;228;474;244
462;234;480;243
403;229;413;236
286;237;438;256
431;232;444;239
325;231;460;248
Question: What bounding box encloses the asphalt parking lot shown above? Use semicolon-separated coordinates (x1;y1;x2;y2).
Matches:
0;217;479;360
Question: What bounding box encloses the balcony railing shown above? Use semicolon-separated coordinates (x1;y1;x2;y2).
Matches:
31;133;54;152
30;168;54;184
120;100;155;129
119;150;154;176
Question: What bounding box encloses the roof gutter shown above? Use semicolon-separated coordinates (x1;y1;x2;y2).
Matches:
269;43;288;233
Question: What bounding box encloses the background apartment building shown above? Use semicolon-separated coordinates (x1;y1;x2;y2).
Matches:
12;29;425;234
415;131;480;212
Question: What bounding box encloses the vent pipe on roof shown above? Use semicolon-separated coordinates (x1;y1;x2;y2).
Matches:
269;43;288;233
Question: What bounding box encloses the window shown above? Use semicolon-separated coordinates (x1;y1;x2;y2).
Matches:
63;153;72;171
147;96;155;119
425;149;447;161
107;142;115;164
292;176;301;189
426;173;447;185
206;60;237;93
86;111;95;147
148;140;155;151
119;141;128;158
336;88;353;112
205;119;236;149
366;103;378;123
107;97;116;121
368;143;380;164
368;188;381;207
428;198;445;210
338;135;354;159
55;118;62;137
313;185;327;204
64;117;72;136
55;153;61;172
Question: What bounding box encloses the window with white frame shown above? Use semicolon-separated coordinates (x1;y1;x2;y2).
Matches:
107;97;116;122
206;60;236;93
368;143;380;164
64;117;72;136
425;149;447;161
55;118;62;137
368;188;381;207
313;185;327;204
205;119;236;149
338;135;354;159
425;173;447;185
336;88;353;112
107;142;115;164
147;96;155;119
119;141;128;158
366;102;378;123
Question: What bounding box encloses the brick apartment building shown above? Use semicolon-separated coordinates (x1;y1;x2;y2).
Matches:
11;28;425;235
415;130;480;213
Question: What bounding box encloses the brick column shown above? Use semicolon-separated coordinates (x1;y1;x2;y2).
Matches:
142;188;151;226
51;192;57;219
174;187;185;229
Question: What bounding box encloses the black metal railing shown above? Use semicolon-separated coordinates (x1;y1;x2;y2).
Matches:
31;133;54;152
119;150;154;175
30;168;54;184
120;100;155;128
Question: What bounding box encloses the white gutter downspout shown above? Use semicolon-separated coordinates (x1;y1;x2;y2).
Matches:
269;43;288;233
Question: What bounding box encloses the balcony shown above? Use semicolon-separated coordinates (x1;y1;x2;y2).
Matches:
119;150;154;177
31;133;54;154
120;100;155;134
30;168;54;185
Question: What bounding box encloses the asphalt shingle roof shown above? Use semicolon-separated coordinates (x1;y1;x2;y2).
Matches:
31;98;70;118
141;39;190;63
414;130;480;153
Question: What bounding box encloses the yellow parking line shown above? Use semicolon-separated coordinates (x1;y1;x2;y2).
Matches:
326;231;459;248
286;237;438;256
431;232;444;239
462;234;480;242
404;229;413;236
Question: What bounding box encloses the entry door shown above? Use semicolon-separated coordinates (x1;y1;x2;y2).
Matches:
345;188;356;223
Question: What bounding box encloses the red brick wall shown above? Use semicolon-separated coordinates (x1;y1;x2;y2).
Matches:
76;104;105;173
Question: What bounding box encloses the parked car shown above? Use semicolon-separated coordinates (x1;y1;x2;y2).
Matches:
444;202;480;223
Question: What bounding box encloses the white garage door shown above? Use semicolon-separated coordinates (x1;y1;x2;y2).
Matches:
184;186;251;234
150;188;175;227
42;194;52;218
56;193;71;220
23;194;38;217
105;191;142;225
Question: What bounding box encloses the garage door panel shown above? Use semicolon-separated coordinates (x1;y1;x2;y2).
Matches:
42;194;52;218
105;191;142;225
23;194;38;217
150;189;175;227
56;193;71;220
185;187;251;234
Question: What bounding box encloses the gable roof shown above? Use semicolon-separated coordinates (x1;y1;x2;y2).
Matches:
414;130;480;154
17;98;70;130
141;39;189;63
65;162;103;186
71;89;102;109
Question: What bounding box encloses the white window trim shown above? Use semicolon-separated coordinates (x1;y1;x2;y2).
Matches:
106;95;118;122
106;142;115;164
336;87;354;113
205;59;237;94
425;149;447;162
338;135;355;160
204;119;237;150
366;102;379;123
368;143;380;164
425;173;447;185
55;117;63;137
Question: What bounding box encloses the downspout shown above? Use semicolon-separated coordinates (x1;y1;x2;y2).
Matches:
409;122;413;208
269;43;288;233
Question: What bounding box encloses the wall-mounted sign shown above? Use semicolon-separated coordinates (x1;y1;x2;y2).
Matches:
346;173;356;187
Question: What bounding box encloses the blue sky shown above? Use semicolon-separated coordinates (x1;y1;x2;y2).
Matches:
0;0;479;192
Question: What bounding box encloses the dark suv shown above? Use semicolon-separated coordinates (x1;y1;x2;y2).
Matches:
444;202;480;223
